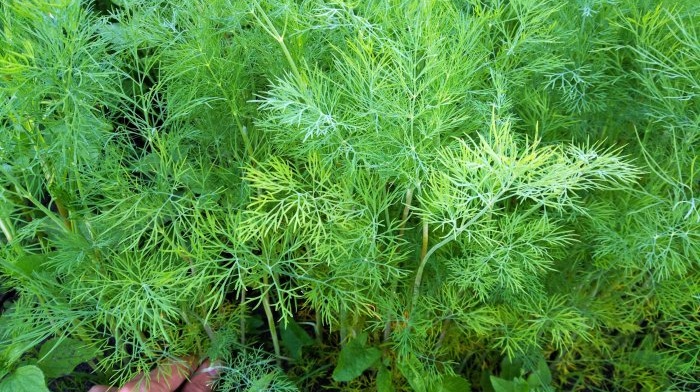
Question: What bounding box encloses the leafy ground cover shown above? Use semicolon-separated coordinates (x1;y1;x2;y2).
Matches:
1;0;698;391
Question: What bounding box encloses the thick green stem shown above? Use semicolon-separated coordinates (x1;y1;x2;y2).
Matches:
409;220;431;313
315;311;322;344
420;220;429;261
339;307;347;347
4;174;68;232
240;290;247;349
239;125;254;159
262;277;281;367
0;217;14;243
384;186;415;341
410;199;499;312
399;187;414;236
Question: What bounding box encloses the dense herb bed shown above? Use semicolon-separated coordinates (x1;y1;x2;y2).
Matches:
1;0;698;391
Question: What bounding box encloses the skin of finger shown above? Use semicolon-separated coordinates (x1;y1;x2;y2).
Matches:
87;358;211;392
88;386;117;392
182;361;215;392
119;361;195;392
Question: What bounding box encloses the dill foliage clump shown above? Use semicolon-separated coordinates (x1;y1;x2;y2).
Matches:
1;0;698;391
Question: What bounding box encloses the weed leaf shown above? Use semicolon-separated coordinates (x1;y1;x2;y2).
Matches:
332;332;381;382
0;366;49;392
36;338;98;379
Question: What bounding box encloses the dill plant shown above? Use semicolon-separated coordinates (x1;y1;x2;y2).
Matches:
0;0;698;391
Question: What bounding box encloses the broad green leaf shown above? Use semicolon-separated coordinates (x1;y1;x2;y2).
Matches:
1;253;55;279
0;365;50;392
499;357;523;380
376;364;394;392
280;320;314;360
526;359;552;387
397;355;427;392
13;254;49;276
439;375;471;392
37;338;98;379
481;370;496;392
247;372;275;392
246;315;264;330
490;376;530;392
332;332;381;382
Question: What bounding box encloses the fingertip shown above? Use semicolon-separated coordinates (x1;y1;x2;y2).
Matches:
183;360;219;392
88;386;117;392
182;372;216;392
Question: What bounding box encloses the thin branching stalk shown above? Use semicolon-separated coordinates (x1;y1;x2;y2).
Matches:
252;1;306;90
384;186;415;341
0;218;14;243
240;290;247;349
399;187;414;236
262;277;282;367
411;197;501;311
315;311;323;344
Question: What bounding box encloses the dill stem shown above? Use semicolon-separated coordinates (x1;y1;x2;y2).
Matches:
252;2;306;90
203;54;257;353
0;217;13;243
55;200;72;232
21;119;73;231
421;220;429;261
315;311;322;344
384;186;414;341
436;317;451;348
411;198;499;312
340;307;347;347
399;187;414;236
411;234;447;312
239;125;254;159
240;290;247;349
408;220;431;314
262;277;281;367
203;61;253;159
7;177;68;232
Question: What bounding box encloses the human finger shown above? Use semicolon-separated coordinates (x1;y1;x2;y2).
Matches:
181;359;218;392
88;386;118;392
120;359;196;392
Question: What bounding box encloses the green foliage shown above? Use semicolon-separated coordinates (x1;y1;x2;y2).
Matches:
213;349;298;392
280;320;314;361
1;0;698;391
487;357;552;392
0;365;49;392
35;337;98;379
332;332;381;382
